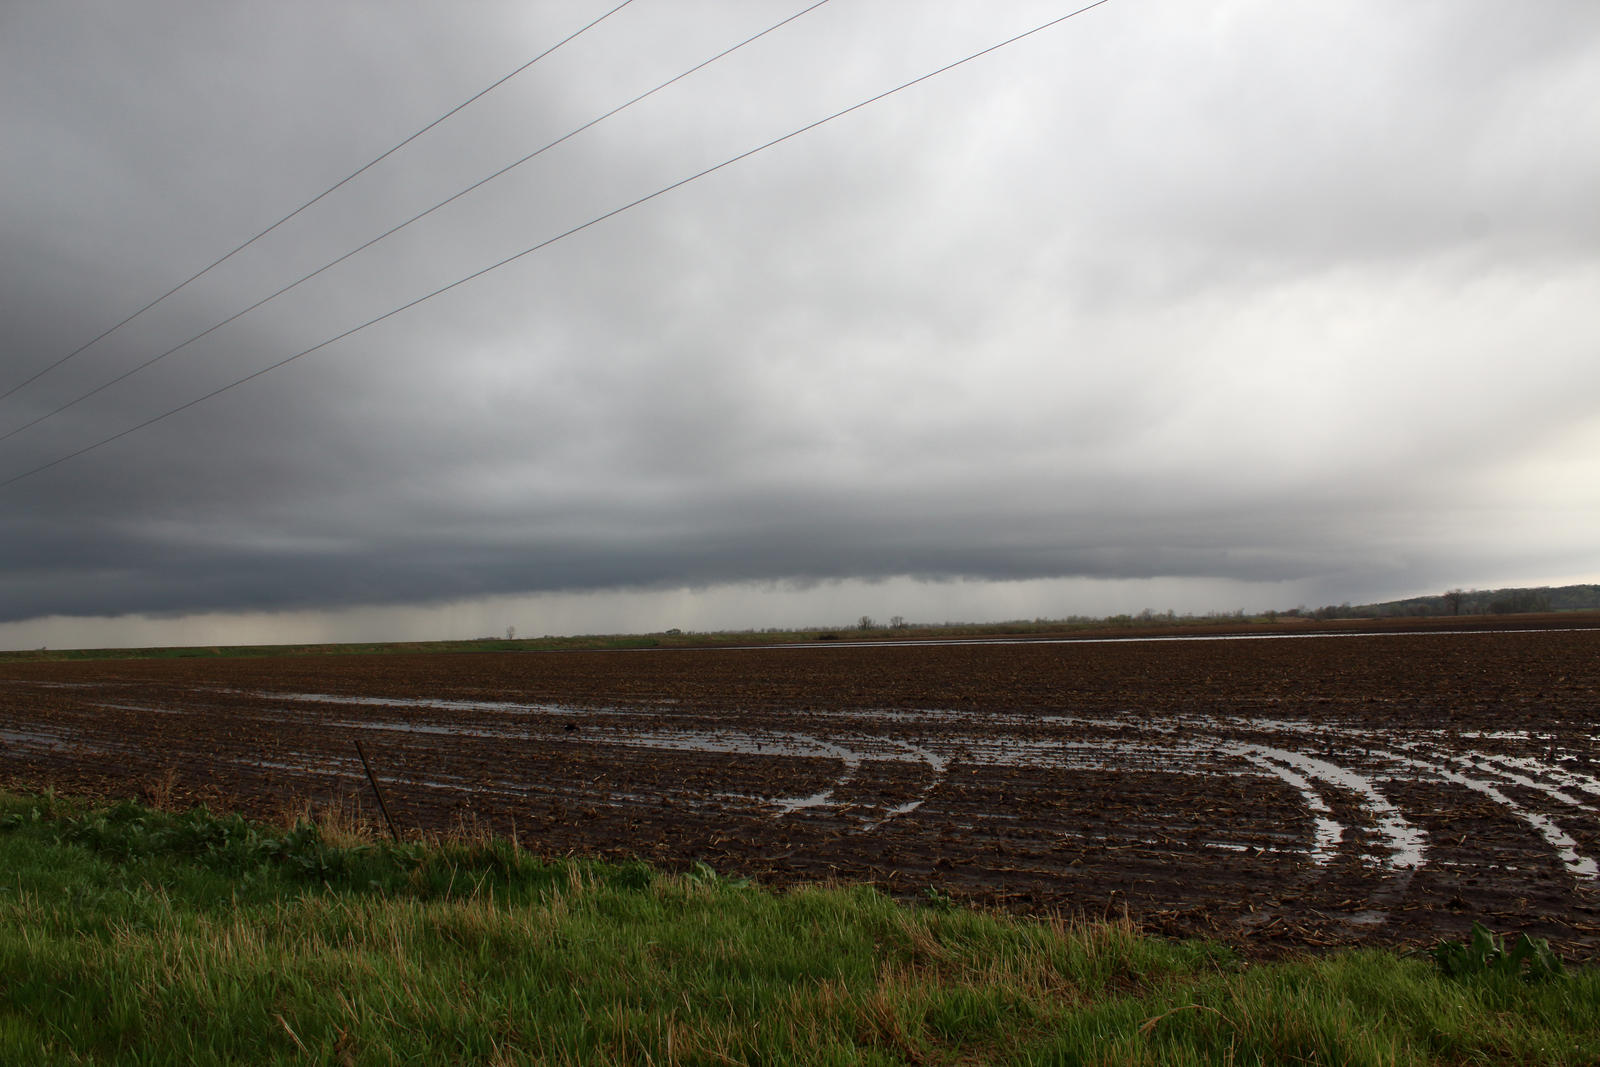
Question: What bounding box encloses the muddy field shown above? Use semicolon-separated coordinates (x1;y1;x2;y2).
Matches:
3;621;1599;953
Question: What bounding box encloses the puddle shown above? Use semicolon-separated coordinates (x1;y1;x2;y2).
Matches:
1232;743;1425;871
1344;910;1390;926
90;702;183;715
1231;747;1344;865
1461;730;1560;742
0;727;70;749
1415;748;1597;812
231;689;607;718
717;626;1595;653
1372;748;1598;881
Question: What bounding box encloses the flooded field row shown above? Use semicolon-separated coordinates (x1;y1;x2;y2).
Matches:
2;622;1598;951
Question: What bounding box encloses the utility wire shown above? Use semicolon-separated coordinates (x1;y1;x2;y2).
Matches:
0;0;640;405
0;0;835;448
0;0;1116;493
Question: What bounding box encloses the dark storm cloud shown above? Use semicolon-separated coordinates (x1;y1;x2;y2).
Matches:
2;0;1598;628
0;480;1382;624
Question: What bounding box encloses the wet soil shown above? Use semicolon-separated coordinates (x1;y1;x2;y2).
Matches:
3;619;1598;955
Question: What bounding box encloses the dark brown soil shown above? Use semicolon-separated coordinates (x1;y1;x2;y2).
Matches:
3;618;1598;954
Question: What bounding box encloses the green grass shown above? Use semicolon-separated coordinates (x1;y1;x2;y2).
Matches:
0;792;1596;1065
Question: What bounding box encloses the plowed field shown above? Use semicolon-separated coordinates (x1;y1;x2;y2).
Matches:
4;621;1599;952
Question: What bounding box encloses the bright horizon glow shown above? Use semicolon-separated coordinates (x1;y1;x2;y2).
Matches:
2;571;1594;652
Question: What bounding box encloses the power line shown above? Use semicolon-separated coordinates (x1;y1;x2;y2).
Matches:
0;0;1117;493
0;0;640;405
0;0;835;448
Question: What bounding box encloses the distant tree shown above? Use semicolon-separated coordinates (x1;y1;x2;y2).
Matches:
506;625;516;641
1443;589;1465;616
889;615;907;629
1489;590;1551;615
857;615;876;630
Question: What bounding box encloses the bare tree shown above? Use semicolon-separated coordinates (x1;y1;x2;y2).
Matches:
889;615;907;629
857;615;876;630
1443;589;1465;616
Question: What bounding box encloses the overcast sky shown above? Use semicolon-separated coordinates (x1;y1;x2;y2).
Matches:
2;0;1597;648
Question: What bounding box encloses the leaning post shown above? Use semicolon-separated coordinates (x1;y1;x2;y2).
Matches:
353;736;401;844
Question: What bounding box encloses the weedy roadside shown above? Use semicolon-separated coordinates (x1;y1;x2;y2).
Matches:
0;790;1596;1065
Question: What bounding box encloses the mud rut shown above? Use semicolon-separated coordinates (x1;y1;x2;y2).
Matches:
3;623;1598;953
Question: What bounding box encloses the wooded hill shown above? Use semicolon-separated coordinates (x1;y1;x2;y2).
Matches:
1304;583;1600;620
